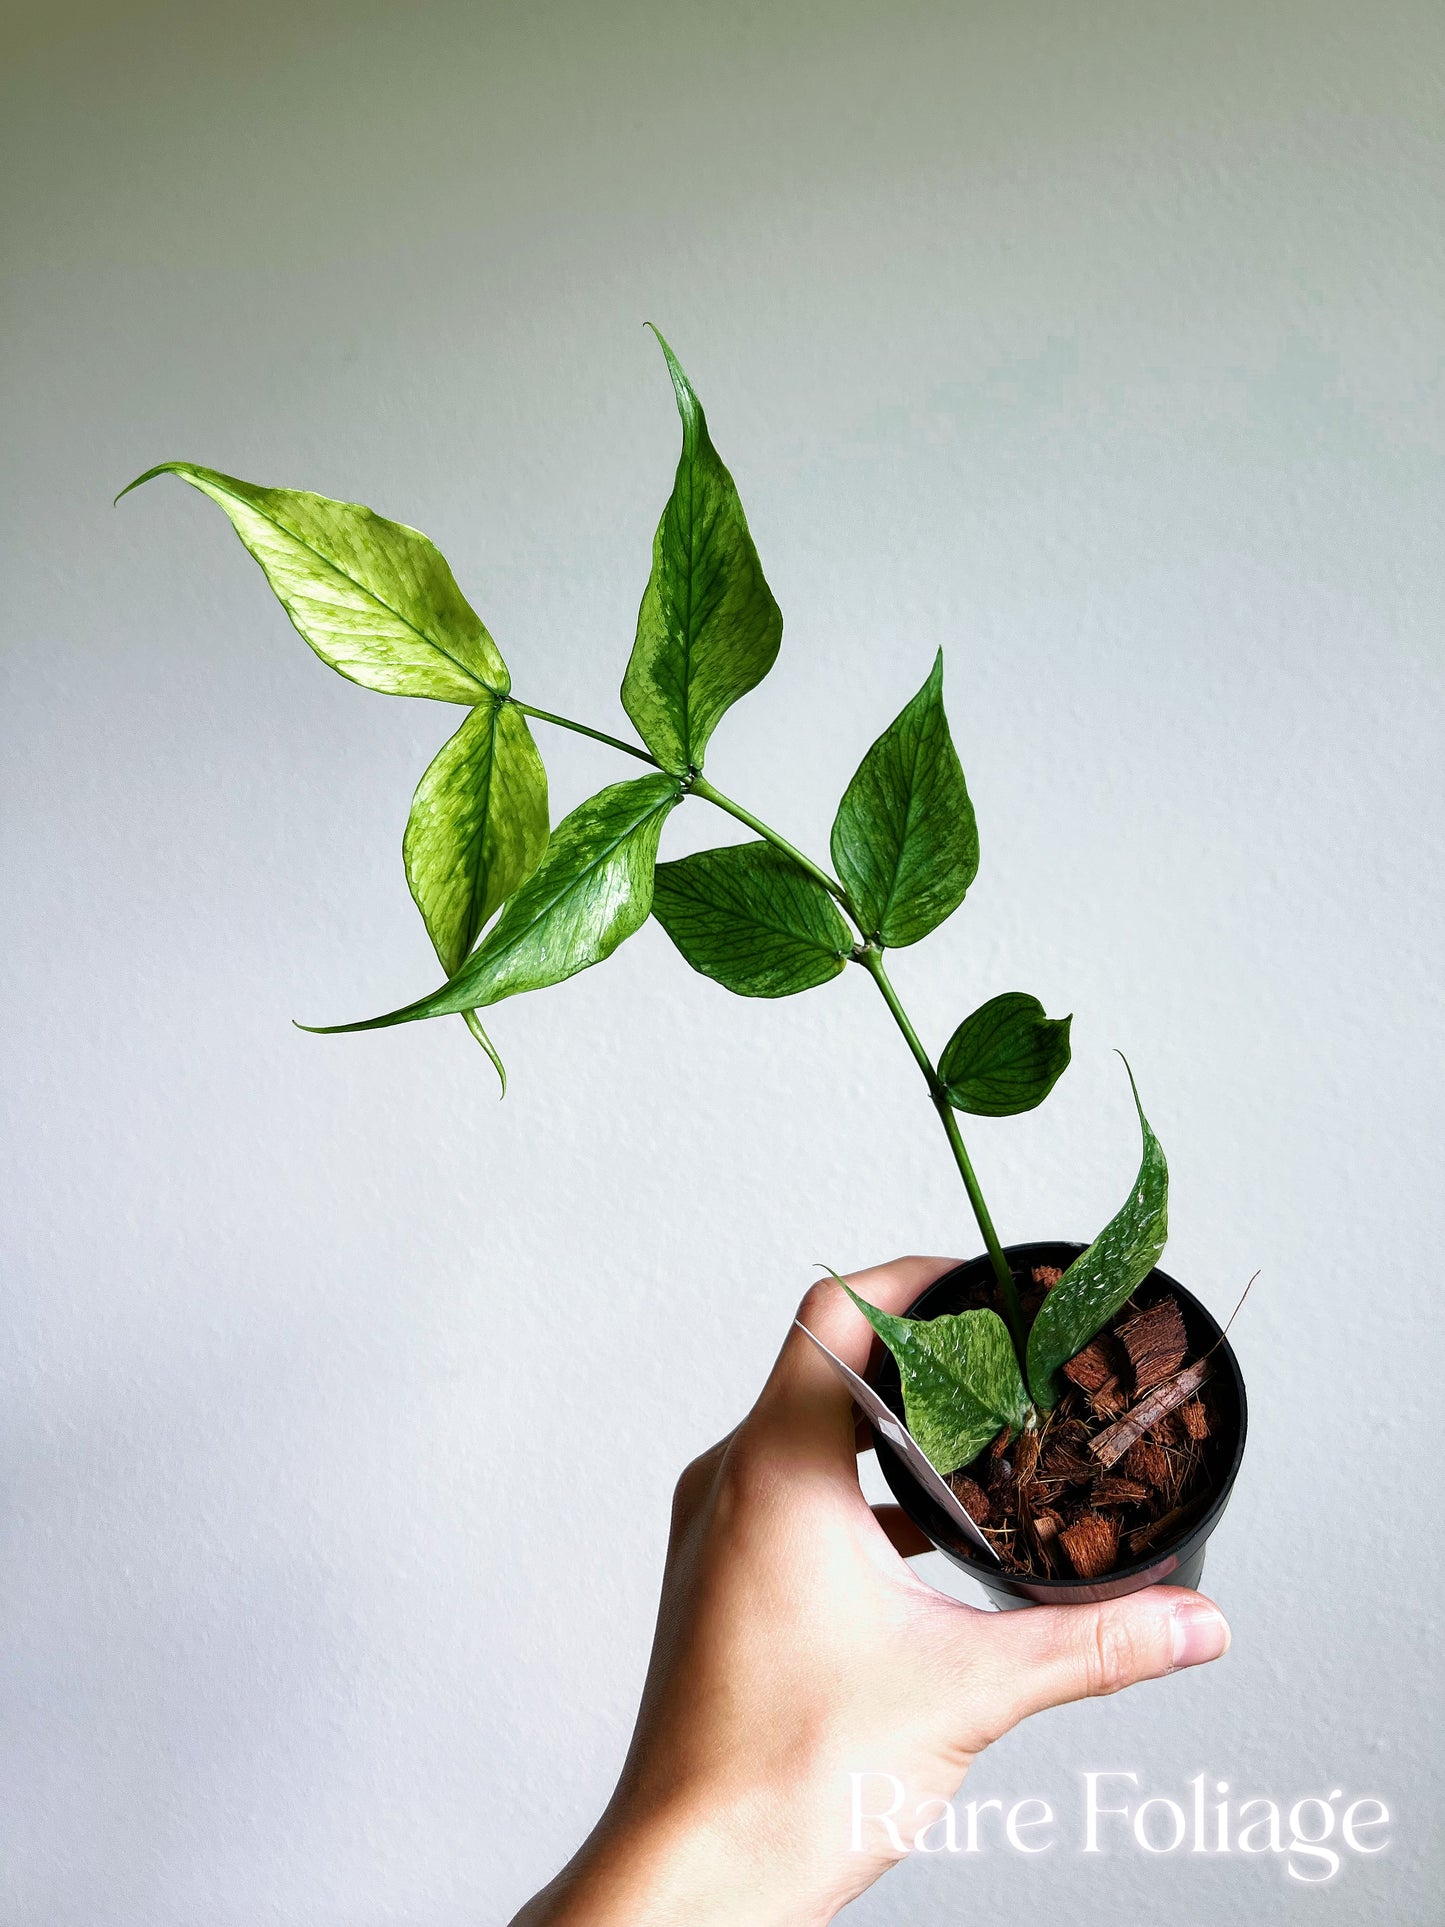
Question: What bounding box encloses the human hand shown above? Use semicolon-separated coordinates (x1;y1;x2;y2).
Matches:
511;1256;1231;1925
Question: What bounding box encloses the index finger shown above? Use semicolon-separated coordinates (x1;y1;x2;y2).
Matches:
748;1255;959;1472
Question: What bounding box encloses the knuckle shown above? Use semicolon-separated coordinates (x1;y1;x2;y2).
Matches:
715;1429;772;1505
796;1277;837;1324
670;1442;723;1525
709;1427;792;1535
1086;1607;1146;1697
671;1430;769;1535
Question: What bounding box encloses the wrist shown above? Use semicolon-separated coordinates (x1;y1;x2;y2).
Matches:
512;1784;845;1927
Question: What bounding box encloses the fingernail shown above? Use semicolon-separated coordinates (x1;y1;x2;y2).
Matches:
1171;1602;1231;1671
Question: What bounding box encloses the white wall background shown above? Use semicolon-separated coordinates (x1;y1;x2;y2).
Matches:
3;2;1441;1919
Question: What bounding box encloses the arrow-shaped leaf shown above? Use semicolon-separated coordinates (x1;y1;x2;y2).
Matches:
830;651;978;947
939;992;1072;1117
652;841;851;997
1026;1062;1170;1409
304;773;681;1032
620;332;783;775
403;699;550;976
845;1285;1031;1476
119;464;509;703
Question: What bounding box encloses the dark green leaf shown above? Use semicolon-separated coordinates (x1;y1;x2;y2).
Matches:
844;1286;1032;1475
620;332;783;774
939;992;1072;1117
119;463;509;703
652;841;851;997
403;698;550;976
1026;1062;1170;1409
302;773;681;1031
830;651;978;947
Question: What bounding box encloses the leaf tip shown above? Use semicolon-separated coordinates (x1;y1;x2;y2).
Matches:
113;462;179;507
293;1011;393;1036
1114;1048;1147;1121
816;1266;867;1314
461;1009;507;1095
645;323;702;446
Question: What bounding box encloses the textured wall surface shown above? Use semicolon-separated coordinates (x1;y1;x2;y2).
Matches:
3;2;1441;1920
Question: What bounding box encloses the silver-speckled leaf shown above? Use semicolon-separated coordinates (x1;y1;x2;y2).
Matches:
845;1286;1032;1475
1026;1062;1169;1409
120;463;509;702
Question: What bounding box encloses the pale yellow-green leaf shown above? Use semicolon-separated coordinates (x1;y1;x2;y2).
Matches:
121;463;508;702
403;699;550;975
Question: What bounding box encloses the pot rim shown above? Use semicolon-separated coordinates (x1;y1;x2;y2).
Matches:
867;1240;1248;1593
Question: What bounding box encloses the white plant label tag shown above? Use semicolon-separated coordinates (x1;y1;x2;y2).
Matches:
793;1320;1000;1565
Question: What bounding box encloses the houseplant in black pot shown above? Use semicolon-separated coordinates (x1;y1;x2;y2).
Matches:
121;330;1246;1601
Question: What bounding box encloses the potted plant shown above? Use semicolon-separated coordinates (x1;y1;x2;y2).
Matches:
121;330;1246;1606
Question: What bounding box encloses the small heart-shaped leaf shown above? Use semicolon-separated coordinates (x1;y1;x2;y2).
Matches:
940;992;1072;1117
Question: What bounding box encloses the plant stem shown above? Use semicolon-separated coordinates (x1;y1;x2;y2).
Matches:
510;701;660;768
856;946;1029;1365
511;696;1025;1358
512;702;852;910
688;774;856;913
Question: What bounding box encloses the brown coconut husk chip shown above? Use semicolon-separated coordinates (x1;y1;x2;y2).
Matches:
1180;1397;1211;1442
1061;1338;1116;1393
1117;1295;1188;1391
1032;1507;1062;1545
1059;1511;1120;1579
1087;1379;1128;1420
947;1472;992;1524
1121;1438;1173;1490
1040;1436;1095;1485
1092;1474;1151;1507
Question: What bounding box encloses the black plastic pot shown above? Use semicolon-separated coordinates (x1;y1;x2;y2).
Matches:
870;1241;1247;1608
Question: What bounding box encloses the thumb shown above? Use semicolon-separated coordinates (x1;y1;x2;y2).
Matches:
960;1587;1231;1735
